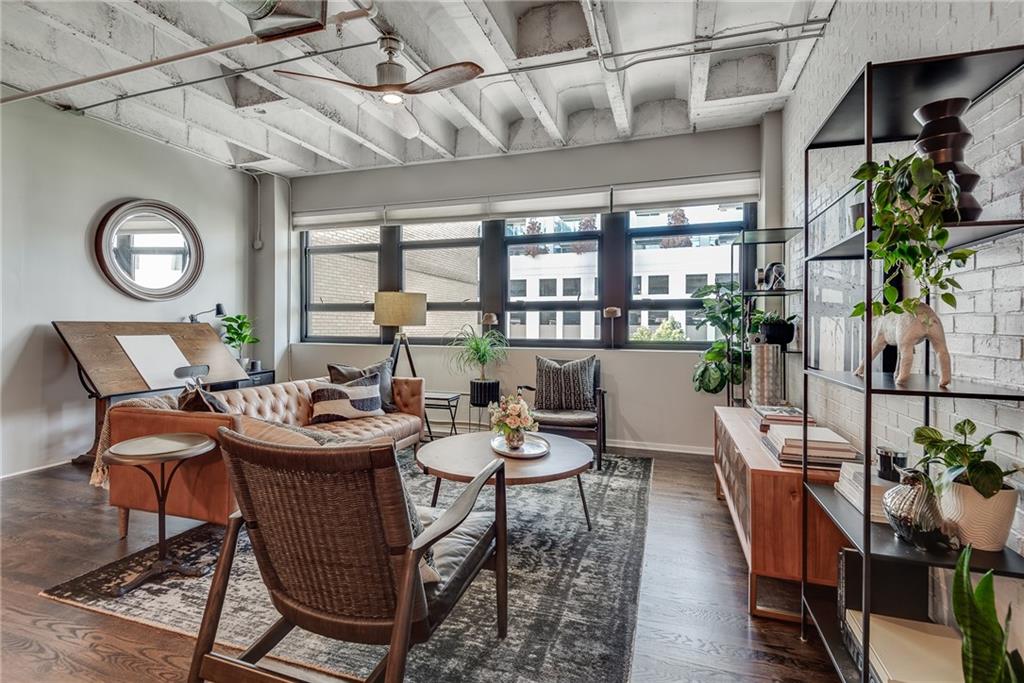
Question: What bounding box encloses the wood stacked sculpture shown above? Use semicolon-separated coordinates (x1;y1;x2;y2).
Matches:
854;302;951;387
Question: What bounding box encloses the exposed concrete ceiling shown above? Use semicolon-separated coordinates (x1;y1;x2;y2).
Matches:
0;0;834;176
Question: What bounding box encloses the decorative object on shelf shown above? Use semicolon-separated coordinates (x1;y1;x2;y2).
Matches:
489;393;539;455
953;546;1024;682
764;262;786;290
875;446;908;483
914;97;983;222
221;313;260;369
853;302;951;387
691;281;748;394
188;303;225;323
751;310;797;346
94;199;204;302
375;291;427;377
749;343;783;406
915;419;1023;551
446;323;508;408
248;359;262;372
881;468;952;550
603;306;622;348
850;153;975;319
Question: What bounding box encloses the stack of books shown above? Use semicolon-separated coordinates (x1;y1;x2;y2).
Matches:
761;424;858;469
751;404;816;432
844;609;962;683
833;463;896;524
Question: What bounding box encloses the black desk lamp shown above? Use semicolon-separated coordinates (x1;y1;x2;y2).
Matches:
189;303;226;323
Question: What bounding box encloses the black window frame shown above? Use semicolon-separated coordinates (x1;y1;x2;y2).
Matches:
301;229;384;344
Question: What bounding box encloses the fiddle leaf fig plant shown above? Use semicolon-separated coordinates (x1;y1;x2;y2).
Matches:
850;153;973;319
953;546;1024;683
221;314;260;354
914;419;1022;498
691;281;755;394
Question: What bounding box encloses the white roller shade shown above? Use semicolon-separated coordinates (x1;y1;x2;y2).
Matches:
292;172;759;230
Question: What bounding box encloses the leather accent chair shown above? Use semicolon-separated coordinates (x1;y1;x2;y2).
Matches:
189;429;508;683
518;358;607;470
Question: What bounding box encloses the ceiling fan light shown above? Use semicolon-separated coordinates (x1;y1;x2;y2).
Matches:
382;92;404;105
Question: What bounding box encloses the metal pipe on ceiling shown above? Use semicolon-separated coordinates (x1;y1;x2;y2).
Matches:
67;16;828;112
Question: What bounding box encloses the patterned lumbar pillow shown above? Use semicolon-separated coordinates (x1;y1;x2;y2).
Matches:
309;373;385;424
327;357;396;412
535;355;596;411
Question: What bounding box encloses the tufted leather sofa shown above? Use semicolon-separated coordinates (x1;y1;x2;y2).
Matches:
107;376;425;527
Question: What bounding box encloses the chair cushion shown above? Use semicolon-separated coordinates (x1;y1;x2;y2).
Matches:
305;413;422;443
532;409;598;427
234;416;347;447
309;374;385;423
328;358;397;413
416;507;495;625
534;355;596;411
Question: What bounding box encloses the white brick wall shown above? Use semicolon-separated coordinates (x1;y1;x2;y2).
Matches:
780;0;1024;641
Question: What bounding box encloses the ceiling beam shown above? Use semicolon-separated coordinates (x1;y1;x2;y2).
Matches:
355;3;510;154
462;0;567;146
580;0;631;137
777;0;836;93
687;0;717;126
15;1;353;171
116;0;408;165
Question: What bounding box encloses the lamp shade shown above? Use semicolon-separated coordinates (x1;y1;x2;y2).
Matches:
481;312;499;325
603;306;622;319
374;291;427;326
214;303;226;317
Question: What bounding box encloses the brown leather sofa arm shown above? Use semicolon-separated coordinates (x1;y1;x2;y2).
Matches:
392;377;425;424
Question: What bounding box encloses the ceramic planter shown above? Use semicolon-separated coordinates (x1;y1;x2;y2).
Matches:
469;378;500;407
759;321;795;346
942;482;1018;551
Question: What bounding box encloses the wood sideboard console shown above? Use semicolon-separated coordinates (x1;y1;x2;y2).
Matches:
713;407;847;621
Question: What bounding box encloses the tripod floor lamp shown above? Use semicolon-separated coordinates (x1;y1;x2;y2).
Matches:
374;291;427;378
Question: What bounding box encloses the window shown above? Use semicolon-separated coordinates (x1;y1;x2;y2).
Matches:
509;279;527;298
401;222;481;339
505;213;602;344
715;272;736;285
627;203;745;345
303;228;381;340
648;275;670;295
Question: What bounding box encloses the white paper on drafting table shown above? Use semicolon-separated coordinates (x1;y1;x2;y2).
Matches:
115;335;190;390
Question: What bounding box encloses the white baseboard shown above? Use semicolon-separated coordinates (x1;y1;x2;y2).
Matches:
0;459;68;480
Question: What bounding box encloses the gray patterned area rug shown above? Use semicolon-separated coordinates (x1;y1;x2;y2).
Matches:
42;451;652;683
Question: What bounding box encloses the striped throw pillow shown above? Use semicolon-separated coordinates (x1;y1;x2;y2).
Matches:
535;356;596;411
309;373;385;423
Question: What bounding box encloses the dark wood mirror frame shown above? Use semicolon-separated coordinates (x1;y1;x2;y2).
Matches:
94;199;204;301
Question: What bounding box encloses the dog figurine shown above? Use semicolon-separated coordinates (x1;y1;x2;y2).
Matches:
854;302;951;387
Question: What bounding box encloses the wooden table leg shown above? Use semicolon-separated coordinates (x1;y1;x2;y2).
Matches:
72;397;109;465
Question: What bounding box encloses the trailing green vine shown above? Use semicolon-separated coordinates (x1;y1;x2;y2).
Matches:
850;153;974;319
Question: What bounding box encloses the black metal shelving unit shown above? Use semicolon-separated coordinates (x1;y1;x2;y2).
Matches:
727;226;803;406
799;44;1024;683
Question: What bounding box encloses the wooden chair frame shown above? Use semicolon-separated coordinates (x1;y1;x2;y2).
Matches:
188;439;507;683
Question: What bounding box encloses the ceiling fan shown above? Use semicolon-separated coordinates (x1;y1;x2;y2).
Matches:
275;35;484;140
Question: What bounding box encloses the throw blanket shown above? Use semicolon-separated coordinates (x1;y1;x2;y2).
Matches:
90;395;180;488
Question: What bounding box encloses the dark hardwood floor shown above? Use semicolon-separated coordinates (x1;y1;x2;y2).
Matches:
1;454;834;682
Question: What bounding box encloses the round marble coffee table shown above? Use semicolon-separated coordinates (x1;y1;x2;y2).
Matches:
416;431;594;530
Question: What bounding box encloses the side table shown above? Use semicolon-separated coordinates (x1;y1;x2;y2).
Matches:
424;391;461;440
103;432;217;596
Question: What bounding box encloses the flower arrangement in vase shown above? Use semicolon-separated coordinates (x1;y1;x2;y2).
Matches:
489;393;538;449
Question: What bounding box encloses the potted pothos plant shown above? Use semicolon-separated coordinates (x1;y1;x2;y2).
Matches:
446;325;509;407
691;281;754;394
953;547;1024;682
850;153;974;319
915;419;1023;551
221;313;260;369
750;310;798;346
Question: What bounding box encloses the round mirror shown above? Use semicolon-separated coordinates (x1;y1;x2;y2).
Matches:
94;200;204;301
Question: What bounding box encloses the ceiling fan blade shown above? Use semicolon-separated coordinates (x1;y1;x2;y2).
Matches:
393;106;420;139
274;69;393;93
401;62;484;95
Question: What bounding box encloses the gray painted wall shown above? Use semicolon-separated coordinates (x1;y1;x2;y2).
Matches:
1;96;254;477
291;126;762;213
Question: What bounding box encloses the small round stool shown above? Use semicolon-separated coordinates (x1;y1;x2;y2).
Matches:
103;432;216;596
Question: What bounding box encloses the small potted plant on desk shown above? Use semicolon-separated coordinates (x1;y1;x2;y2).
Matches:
221;313;260;370
446;325;509;408
915;419;1023;551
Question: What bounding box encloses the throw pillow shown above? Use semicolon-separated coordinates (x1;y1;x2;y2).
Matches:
234;416;348;447
328;358;397;413
309;373;385;424
177;386;229;413
534;355;596;411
